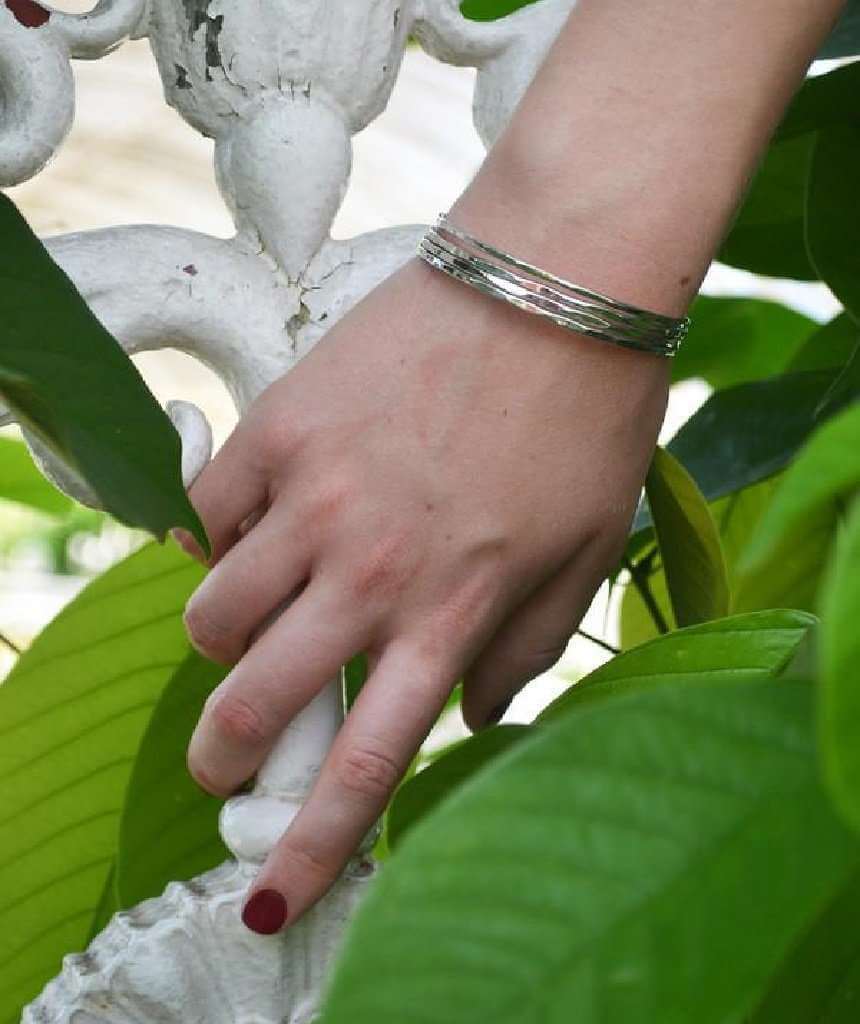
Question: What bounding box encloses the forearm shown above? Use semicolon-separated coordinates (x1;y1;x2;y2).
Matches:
454;0;846;316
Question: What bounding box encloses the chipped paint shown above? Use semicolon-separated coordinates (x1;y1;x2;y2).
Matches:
181;0;224;79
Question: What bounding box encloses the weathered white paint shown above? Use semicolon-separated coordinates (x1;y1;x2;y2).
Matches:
2;1;577;1019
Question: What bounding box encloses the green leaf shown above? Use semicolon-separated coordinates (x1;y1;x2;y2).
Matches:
460;0;539;20
668;369;853;506
631;370;851;536
0;436;73;517
345;653;369;710
0;194;207;552
820;497;860;834
820;0;860;59
671;296;815;388
620;557;672;648
719;134;817;281
117;651;228;909
85;863;119;946
787;313;859;373
388;726;528;850
739;402;860;581
777;61;860;142
543;609;814;721
817;343;860;421
0;540;203;1023
749;867;860;1023
322;677;858;1024
807;124;860;320
645;447;729;628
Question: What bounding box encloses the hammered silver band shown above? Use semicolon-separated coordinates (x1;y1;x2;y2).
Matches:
417;214;689;357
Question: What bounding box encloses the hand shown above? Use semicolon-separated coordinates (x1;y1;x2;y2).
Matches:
180;254;669;931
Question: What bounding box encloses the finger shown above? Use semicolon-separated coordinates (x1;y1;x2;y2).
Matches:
462;537;616;730
187;578;371;798
241;640;453;933
183;501;311;665
183;427;270;564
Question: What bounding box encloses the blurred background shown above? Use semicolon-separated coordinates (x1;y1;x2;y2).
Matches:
0;14;841;724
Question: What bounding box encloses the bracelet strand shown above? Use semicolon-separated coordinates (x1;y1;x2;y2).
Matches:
417;214;690;357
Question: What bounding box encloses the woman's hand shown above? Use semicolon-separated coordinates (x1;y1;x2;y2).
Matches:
179;254;669;931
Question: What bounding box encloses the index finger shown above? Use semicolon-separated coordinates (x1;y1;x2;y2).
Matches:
180;428;269;564
240;640;454;933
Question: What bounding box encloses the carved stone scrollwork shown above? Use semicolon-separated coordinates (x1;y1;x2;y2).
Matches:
2;1;577;1019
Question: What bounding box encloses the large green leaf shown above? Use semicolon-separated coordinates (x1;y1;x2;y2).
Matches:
749;867;860;1023
719;134;817;281
807;124;860;320
388;726;528;851
776;61;860;142
0;436;73;517
117;651;228;909
645;447;729;628
787;313;859;373
671;296;815;388
322;677;858;1024
820;0;860;59
0;540;202;1023
631;370;850;536
623;482;786;647
0;194;207;551
634;368;851;536
820;497;860;834
543;609;813;721
738;402;860;582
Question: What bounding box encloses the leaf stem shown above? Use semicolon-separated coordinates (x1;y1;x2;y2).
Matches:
576;628;620;656
0;630;21;655
623;556;669;635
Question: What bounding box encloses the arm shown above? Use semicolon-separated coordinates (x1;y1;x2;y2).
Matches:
455;0;844;315
179;0;846;933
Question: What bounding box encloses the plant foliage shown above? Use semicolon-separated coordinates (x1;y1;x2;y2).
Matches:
2;26;860;1024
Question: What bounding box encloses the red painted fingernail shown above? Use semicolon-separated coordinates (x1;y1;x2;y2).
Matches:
6;0;51;29
242;889;288;935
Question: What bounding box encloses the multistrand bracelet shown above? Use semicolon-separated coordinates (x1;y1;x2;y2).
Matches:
417;214;690;357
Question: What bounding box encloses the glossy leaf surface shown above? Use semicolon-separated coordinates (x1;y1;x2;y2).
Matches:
645;447;729;627
0;195;207;551
323;678;858;1024
820;498;860;834
117;651;228;909
0;541;202;1023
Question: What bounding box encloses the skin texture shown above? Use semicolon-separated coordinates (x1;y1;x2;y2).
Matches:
180;0;848;930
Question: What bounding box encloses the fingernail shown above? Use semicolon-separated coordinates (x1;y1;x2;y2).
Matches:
170;528;199;558
242;888;288;935
232;776;256;797
486;699;511;727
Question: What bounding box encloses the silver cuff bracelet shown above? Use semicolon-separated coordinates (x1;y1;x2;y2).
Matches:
417;214;689;357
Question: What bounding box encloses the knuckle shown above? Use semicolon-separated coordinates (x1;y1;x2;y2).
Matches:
278;841;339;885
309;481;351;527
346;533;413;602
337;743;403;802
433;569;504;643
183;600;236;663
256;411;306;466
208;692;269;748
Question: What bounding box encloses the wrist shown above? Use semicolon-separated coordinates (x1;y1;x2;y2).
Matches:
450;139;700;321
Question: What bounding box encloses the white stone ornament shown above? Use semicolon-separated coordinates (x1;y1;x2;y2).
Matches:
2;1;577;1020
